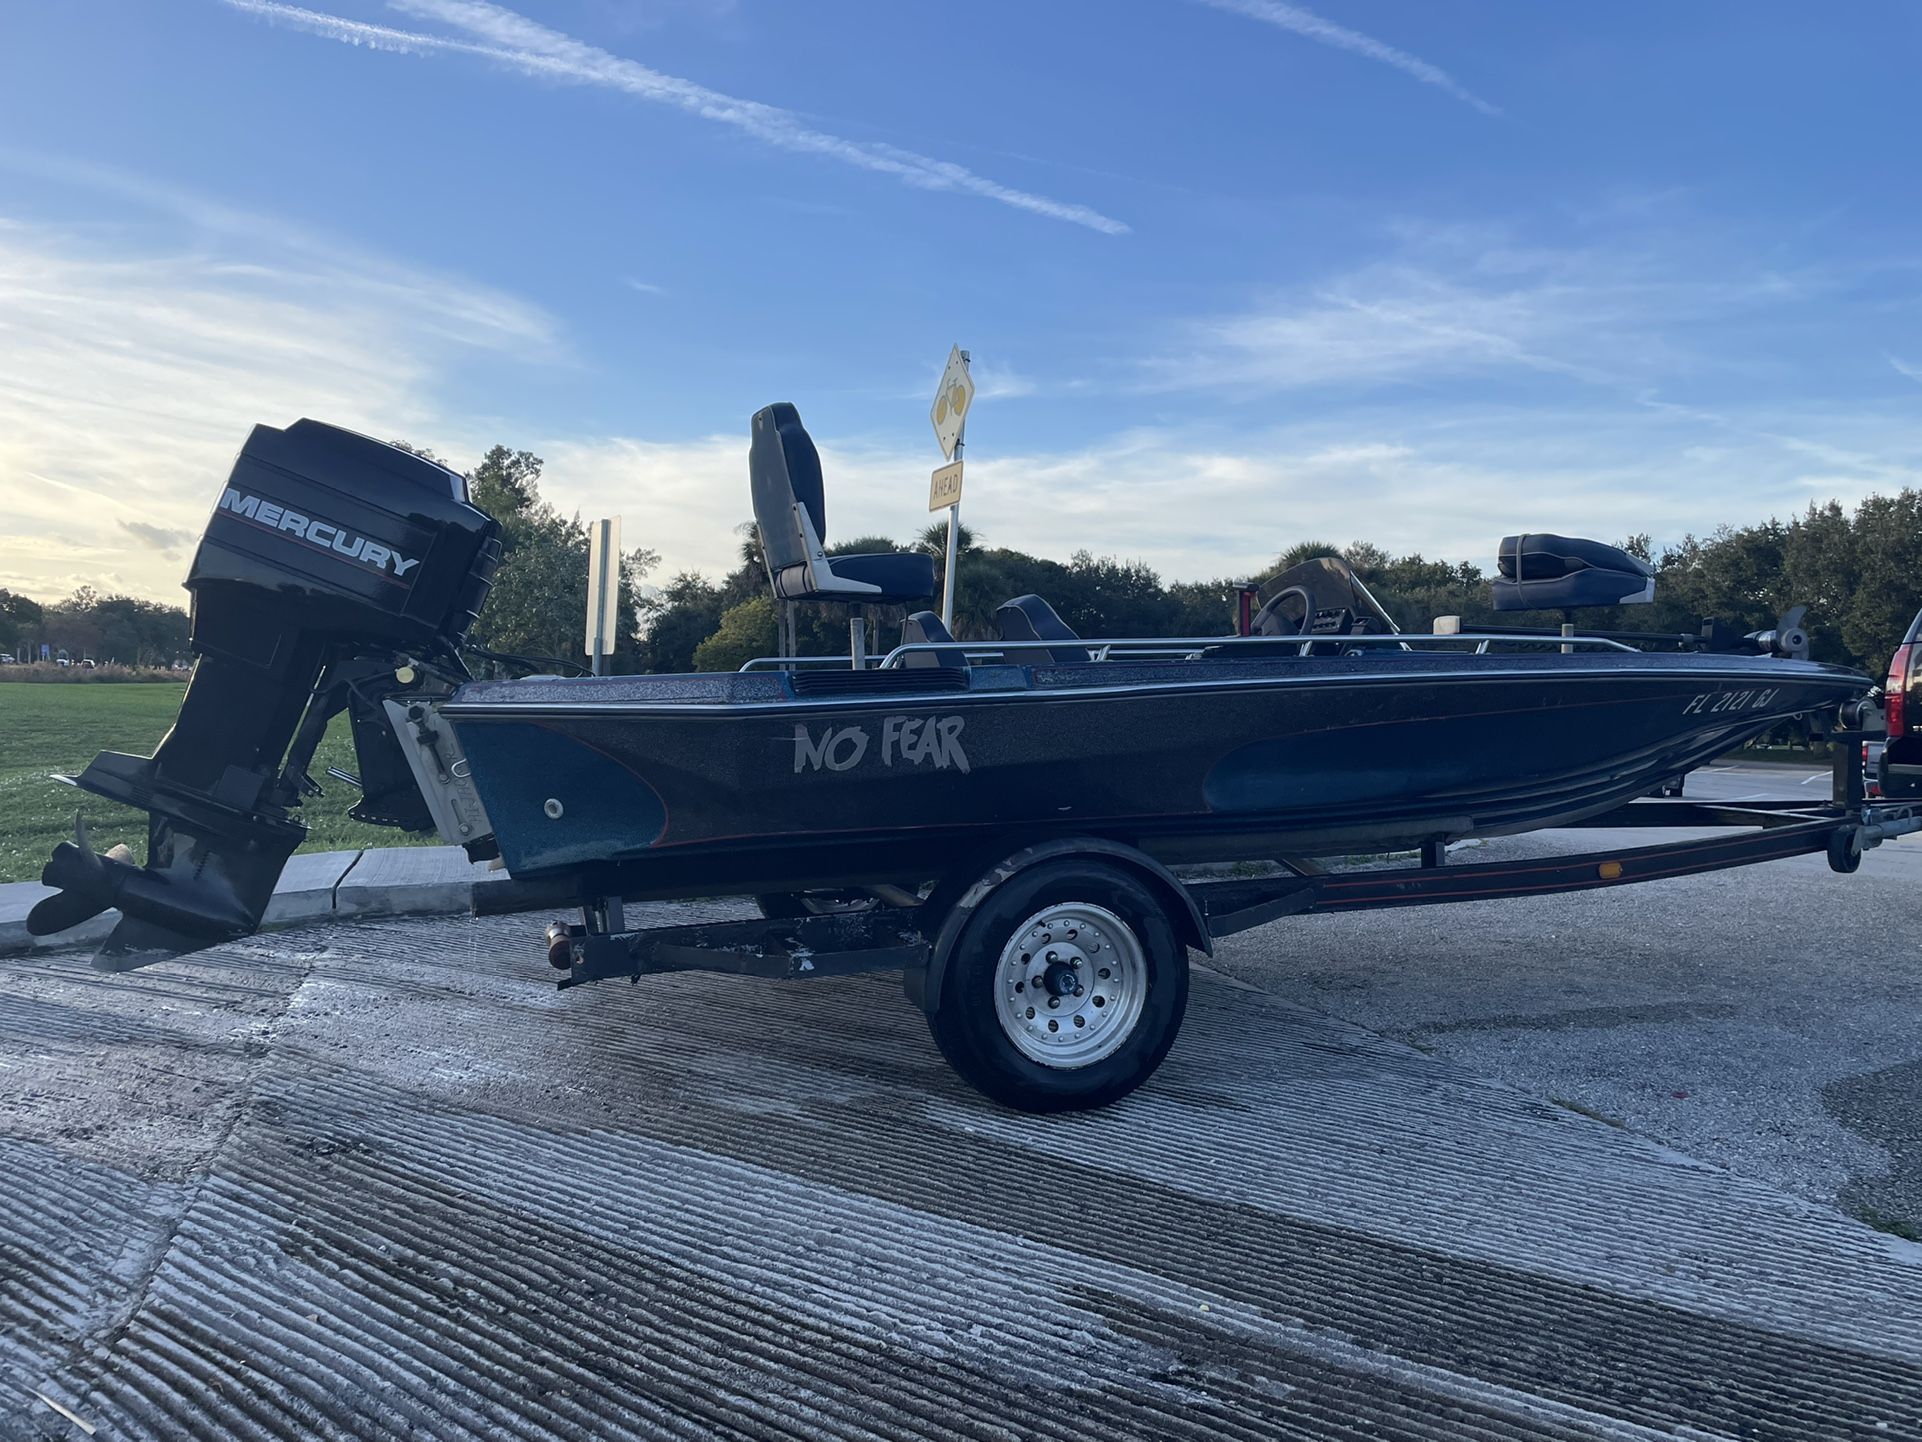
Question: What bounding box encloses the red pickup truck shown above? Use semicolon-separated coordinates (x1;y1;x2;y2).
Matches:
1881;607;1922;799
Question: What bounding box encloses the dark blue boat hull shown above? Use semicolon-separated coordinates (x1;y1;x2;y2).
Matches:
446;652;1869;899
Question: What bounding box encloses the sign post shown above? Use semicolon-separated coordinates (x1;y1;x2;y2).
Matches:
586;516;622;676
929;345;974;630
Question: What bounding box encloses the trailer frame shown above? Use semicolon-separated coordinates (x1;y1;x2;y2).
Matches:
532;730;1918;1109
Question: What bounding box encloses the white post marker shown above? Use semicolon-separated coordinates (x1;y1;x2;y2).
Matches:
586;516;622;676
929;344;974;630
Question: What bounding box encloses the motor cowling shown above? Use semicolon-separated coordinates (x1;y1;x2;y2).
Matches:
29;420;500;967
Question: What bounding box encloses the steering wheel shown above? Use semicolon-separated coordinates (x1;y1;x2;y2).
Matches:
1250;585;1314;638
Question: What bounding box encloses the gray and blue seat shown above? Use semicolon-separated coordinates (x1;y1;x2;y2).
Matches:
1491;534;1654;612
749;402;935;662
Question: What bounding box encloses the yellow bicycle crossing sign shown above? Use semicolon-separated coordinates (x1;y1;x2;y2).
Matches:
930;345;974;460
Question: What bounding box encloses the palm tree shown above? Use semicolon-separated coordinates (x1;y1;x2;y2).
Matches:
915;519;977;560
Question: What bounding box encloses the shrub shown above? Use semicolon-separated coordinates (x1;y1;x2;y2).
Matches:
0;662;185;684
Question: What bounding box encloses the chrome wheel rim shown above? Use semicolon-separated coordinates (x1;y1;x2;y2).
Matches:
992;903;1147;1068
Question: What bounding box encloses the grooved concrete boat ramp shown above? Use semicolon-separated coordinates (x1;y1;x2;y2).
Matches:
4;909;1920;1440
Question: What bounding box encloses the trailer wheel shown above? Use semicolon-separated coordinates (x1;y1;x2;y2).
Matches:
1827;827;1864;874
926;860;1188;1112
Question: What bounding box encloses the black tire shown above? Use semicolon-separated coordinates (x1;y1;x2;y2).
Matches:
925;860;1189;1113
1827;827;1863;874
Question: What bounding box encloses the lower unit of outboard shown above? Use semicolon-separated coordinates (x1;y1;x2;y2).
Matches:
29;419;500;966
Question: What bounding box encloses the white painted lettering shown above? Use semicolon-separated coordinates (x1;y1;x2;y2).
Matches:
220;488;260;519
796;715;969;775
824;727;868;771
213;490;419;580
793;724;829;773
937;715;970;772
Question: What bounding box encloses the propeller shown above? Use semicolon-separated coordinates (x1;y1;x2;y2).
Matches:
25;814;130;937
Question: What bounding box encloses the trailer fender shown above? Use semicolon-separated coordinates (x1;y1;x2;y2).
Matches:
908;837;1211;1017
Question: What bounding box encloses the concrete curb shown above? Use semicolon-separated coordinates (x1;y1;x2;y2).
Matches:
0;845;505;957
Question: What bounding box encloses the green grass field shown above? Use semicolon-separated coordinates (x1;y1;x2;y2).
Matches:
0;682;434;884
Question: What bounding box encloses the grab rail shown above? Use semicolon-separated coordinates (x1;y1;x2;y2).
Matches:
874;631;1643;668
739;655;873;671
746;631;1645;672
740;651;1009;672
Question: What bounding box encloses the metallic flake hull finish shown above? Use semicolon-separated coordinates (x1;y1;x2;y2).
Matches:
447;653;1869;896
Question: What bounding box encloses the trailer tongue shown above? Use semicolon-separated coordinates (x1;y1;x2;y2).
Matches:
29;420;500;966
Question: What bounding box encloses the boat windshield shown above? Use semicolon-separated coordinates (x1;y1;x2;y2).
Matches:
1249;556;1400;637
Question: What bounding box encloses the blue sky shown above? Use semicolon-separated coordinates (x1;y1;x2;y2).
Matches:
1;0;1917;603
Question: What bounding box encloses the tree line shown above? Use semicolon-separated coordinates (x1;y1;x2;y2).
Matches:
641;492;1922;678
0;586;189;667
0;445;662;677
6;446;1918;682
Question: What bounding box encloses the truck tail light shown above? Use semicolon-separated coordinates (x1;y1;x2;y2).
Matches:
1888;644;1913;735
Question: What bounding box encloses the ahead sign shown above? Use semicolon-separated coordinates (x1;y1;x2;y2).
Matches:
928;459;964;511
929;345;974;460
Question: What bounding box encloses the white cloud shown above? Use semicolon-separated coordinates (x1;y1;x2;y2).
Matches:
964;363;1039;402
4;201;1911;614
3;175;1910;618
623;277;667;296
0;214;548;601
1189;0;1500;117
534;402;1920;597
219;0;1130;235
1144;232;1849;402
1159;267;1605;392
1889;354;1922;387
118;520;195;551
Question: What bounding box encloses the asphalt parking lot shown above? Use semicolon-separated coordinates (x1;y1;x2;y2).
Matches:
3;764;1919;1440
1215;762;1922;1235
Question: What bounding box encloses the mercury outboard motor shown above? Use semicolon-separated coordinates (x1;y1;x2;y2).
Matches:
28;420;499;967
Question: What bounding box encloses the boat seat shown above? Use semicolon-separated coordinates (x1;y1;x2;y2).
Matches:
996;594;1090;665
749;403;937;607
1491;533;1655;612
792;551;935;601
750;402;935;665
901;610;968;669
